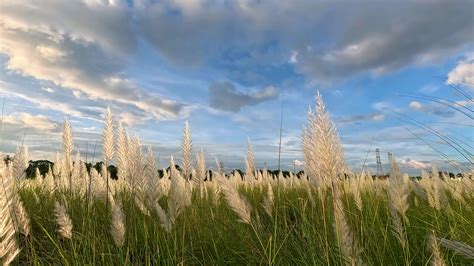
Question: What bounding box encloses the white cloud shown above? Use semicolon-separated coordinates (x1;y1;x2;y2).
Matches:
0;0;185;120
289;50;298;64
2;112;59;131
408;100;455;118
372;101;395;111
447;54;474;89
399;158;431;170
409;101;423;110
293;159;304;166
42;87;54;93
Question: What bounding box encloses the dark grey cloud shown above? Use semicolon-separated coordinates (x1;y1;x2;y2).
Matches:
298;1;474;82
208;81;279;112
138;0;474;82
337;113;385;124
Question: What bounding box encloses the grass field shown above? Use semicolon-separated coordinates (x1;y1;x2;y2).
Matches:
1;93;473;265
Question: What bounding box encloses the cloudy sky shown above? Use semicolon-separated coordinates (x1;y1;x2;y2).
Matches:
0;0;473;174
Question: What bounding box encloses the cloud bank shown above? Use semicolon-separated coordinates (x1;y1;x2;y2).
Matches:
209;81;279;112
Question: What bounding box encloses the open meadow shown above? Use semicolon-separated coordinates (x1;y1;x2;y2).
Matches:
1;93;473;265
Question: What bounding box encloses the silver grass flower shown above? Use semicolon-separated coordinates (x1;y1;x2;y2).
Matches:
0;165;21;265
263;183;274;218
303;91;345;189
116;123;129;183
245;138;256;179
428;232;446;266
54;202;73;239
218;179;252;225
195;149;206;197
62;119;74;191
181;121;193;180
111;200;126;246
155;201;172;233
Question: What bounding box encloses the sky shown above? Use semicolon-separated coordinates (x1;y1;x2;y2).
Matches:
0;0;473;175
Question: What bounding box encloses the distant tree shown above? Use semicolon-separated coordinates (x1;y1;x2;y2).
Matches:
26;160;53;178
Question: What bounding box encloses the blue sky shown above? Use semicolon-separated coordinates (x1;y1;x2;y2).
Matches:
0;0;472;174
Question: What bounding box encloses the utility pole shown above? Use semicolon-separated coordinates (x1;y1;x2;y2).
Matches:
277;90;285;172
376;148;383;177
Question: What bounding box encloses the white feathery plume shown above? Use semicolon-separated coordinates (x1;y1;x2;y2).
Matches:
387;157;409;250
154;201;172;233
7;152;32;237
388;157;410;223
428;232;446;266
390;208;408;250
89;168;106;198
128;137;145;192
426;164;447;211
234;170;242;183
145;145;160;201
134;195;150;216
13;199;30;236
181;120;193;180
0;163;21;265
412;175;428;201
62;119;74;191
102;107;115;163
447;180;466;204
245;138;256;179
332;182;363;265
195;149;206;197
44;165;55;192
111;199;126;246
303;91;346;189
218;178;252;225
54;202;73;239
79;159;89;195
167;156;189;225
71;152;83;191
12;145;28;181
263;183;274;218
350;176;363;211
160;169;171;196
52;152;64;189
116;123;129;183
102;108;114;211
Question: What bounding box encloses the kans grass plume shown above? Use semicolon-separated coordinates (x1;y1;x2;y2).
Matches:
218;178;252;225
303;91;345;189
0;163;21;265
102;107;115;208
428;231;446;266
181;121;193;180
62;119;74;191
111;199;126;247
54;202;73;239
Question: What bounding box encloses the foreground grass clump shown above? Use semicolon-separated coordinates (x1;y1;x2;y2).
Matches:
9;180;474;265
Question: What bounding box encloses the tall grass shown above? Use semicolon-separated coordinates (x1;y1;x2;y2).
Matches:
0;93;473;265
